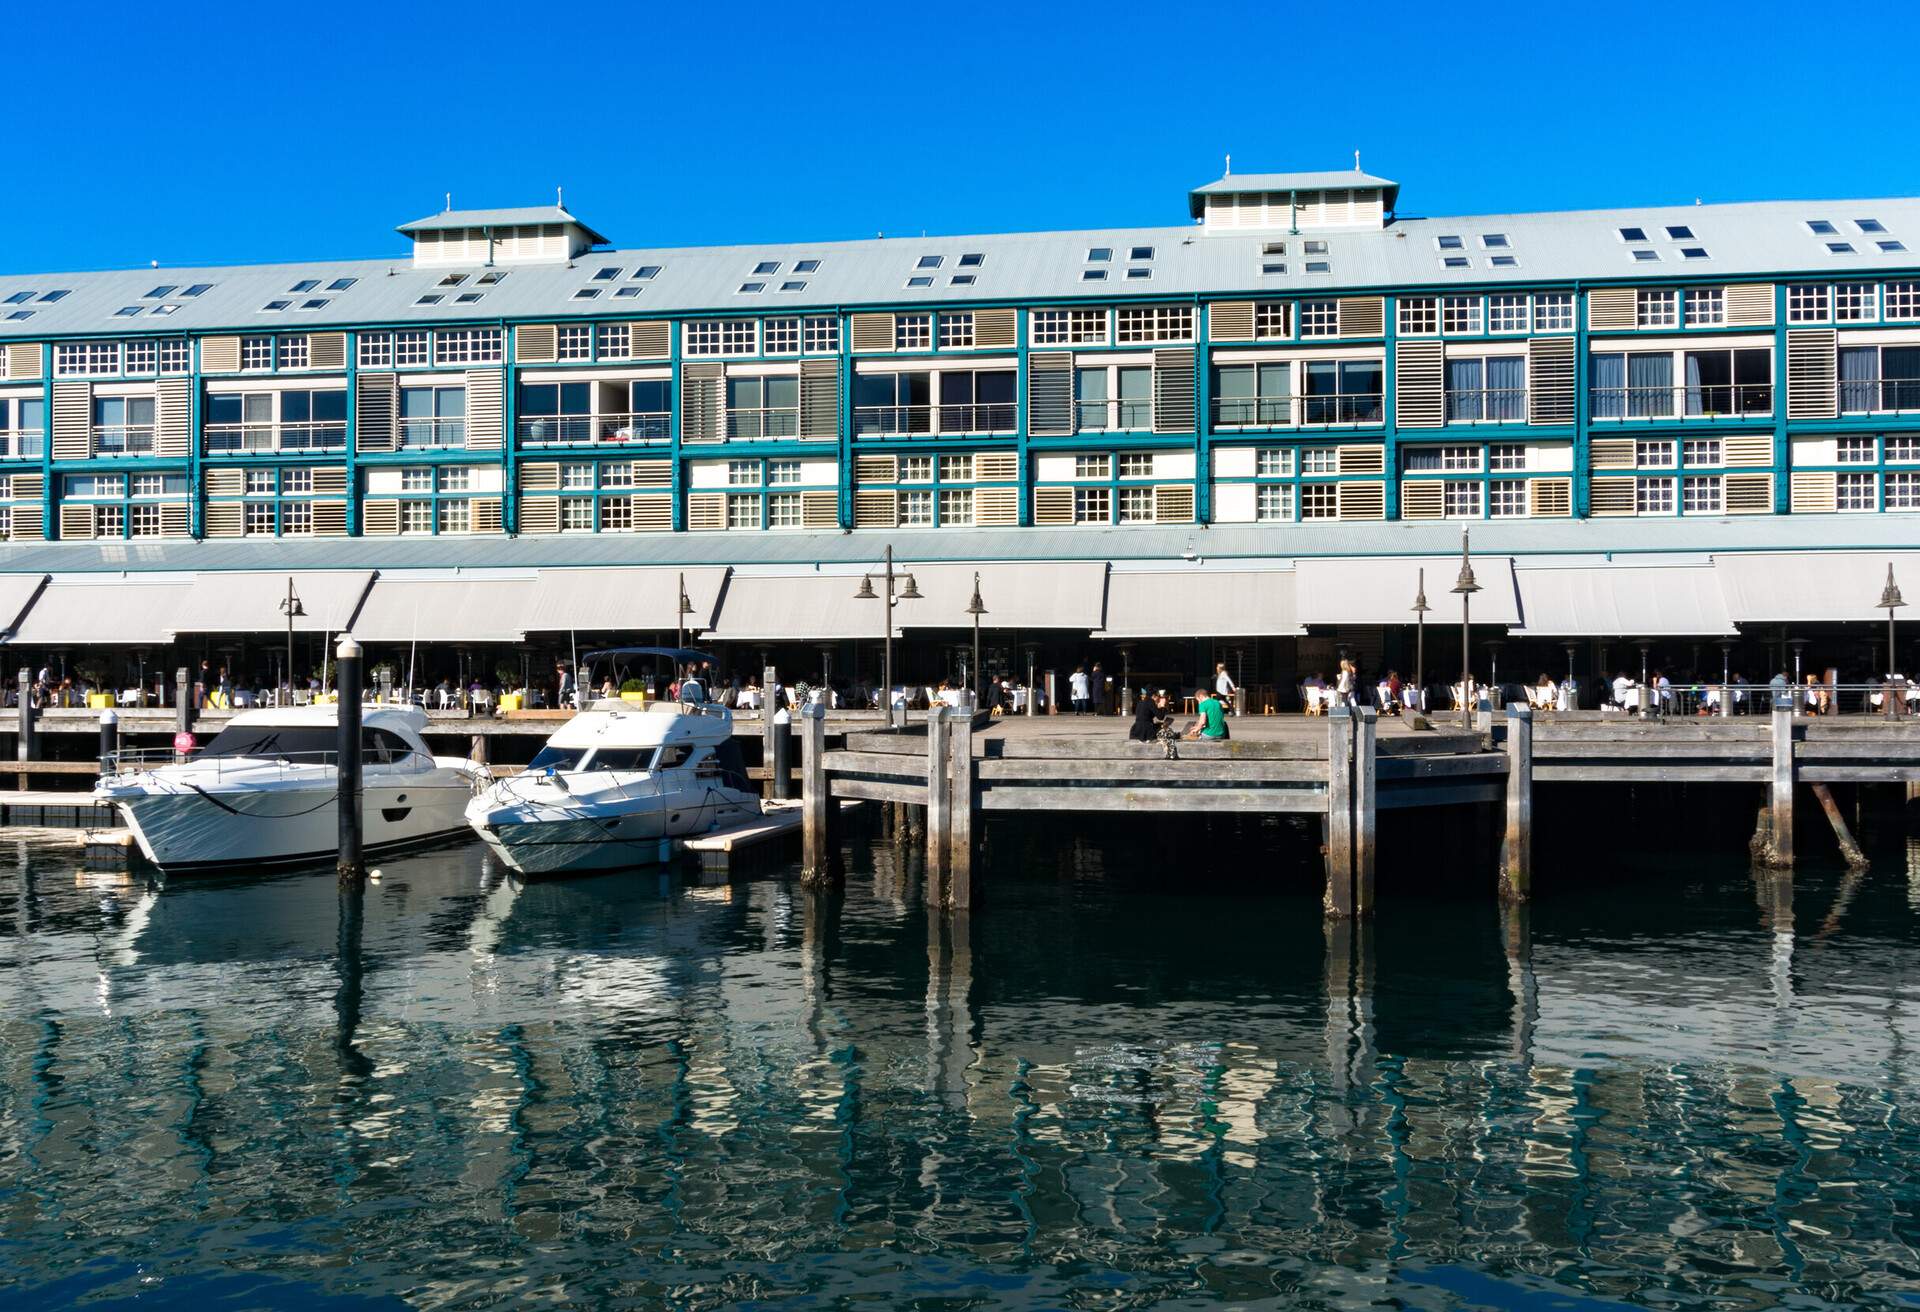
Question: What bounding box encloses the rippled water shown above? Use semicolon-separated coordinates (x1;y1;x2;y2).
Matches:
2;812;1920;1309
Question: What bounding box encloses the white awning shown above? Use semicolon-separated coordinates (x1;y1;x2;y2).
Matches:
349;573;537;643
707;562;1107;641
1102;569;1302;637
0;573;48;641
1514;566;1735;636
1294;555;1520;627
1714;552;1920;624
9;575;197;645
518;566;729;633
169;571;374;635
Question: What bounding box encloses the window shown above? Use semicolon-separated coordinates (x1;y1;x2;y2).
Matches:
243;501;275;536
1436;236;1464;251
767;492;802;527
895;313;932;351
1487;295;1528;334
725;494;759;530
1878;241;1907;253
1636;289;1678;328
1116;486;1154;522
767;459;801;485
244;469;275;494
1404;445;1482;472
685;320;756;356
557;325;591;361
598;497;634;531
1533;294;1575;332
1214;361;1292;427
399;385;465;447
123;339;156;375
1840;345;1920;412
1683;438;1722;466
1073;364;1151;430
160;340;189;373
1444;357;1525;422
900;456;932;482
803;317;839;353
1254;447;1293;478
938;312;974;349
1788;284;1831;322
601;462;636;488
739;283;766;294
1631;250;1660;263
1443;481;1481;518
1887;436;1920;464
764;318;801;355
899;490;933;526
1118;452;1153;478
1684;287;1725;326
128;504;163;538
1086;247;1110;262
1079;270;1106;283
631;266;660;280
395;331;430;367
436;500;471;534
915;255;944;270
795;259;822;273
1072;487;1110;523
1487;444;1526;471
1679;247;1710;260
1489;482;1528;517
938;488;973;526
1302;359;1383;424
1834;282;1877;322
282;501;313;535
1637;477;1676;514
92;395;155;452
1300;483;1338;519
726;460;759;486
56;342;119;376
1442;296;1483;334
278;336;309;369
1031;308;1107;345
1835;472;1876;512
1398;297;1438;335
752;261;780;276
956;253;983;268
1129;245;1155;260
1888;472;1920;509
1298;300;1337;337
1834;436;1878;464
358;333;393;368
1255;484;1293;522
1682;475;1722;514
283;468;314;494
397;501;431;534
1634;439;1676;468
1074;454;1110;479
726;374;800;438
1441;257;1472;270
1115;305;1194;343
1887;282;1920;320
559;498;594;532
939;454;973;482
1301;447;1339;475
1254;302;1289;338
398;467;433;492
1665;226;1695;240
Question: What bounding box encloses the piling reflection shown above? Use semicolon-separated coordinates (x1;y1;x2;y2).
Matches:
0;827;1917;1307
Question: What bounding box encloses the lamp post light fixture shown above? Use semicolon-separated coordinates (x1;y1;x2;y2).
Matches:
676;571;695;652
277;577;305;706
965;571;987;707
1411;568;1430;715
855;544;918;723
1450;530;1480;729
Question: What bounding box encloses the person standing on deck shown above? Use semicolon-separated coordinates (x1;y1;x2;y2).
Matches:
1214;662;1237;715
1069;666;1091;715
1769;669;1790;711
1092;662;1109;715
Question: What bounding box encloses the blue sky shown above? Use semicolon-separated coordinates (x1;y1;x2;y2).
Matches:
13;1;1916;272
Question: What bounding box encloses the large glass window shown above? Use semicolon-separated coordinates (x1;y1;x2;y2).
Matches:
853;371;931;435
726;374;799;438
1839;345;1920;412
937;369;1016;431
1213;362;1292;425
399;386;464;447
1445;356;1525;421
1683;349;1773;415
92;395;155;453
520;381;592;443
1302;359;1383;424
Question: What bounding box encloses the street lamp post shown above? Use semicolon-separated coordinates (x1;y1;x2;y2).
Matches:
1878;562;1905;717
277;577;305;706
965;572;987;709
1450;530;1480;729
676;571;694;652
1411;568;1430;715
854;545;919;724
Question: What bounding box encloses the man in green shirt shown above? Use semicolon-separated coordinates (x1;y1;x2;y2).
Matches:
1186;687;1229;740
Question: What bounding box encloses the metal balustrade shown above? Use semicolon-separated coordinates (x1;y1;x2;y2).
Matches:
91;424;156;455
851;403;1017;437
203;421;348;453
1589;383;1774;420
1209;394;1386;427
517;413;671;445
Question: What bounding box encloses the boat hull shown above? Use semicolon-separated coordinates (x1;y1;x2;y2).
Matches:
467;788;759;877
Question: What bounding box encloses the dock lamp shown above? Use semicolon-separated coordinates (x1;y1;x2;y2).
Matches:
1451;530;1481;730
856;545;918;723
965;572;987;707
1410;569;1430;713
277;578;305;705
1879;563;1905;715
676;571;695;652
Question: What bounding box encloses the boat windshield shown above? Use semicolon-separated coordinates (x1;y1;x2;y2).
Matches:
529;745;588;773
585;748;652;772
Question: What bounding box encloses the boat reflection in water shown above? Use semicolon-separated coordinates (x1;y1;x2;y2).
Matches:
1;821;1918;1308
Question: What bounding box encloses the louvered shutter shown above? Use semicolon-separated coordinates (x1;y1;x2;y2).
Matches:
1394;342;1444;428
631;459;672;487
1400;481;1444;519
205;468;244;497
1587;289;1636;331
632;496;672;531
355;372;398;452
1152;485;1194;523
311;502;347;536
1151;348;1195;433
800;359;839;439
51;381;90;459
518;461;561;491
1589;477;1636;516
7;504;44;540
1725;284;1775;327
1787;330;1838;419
1337;444;1385;475
1790;471;1837;513
850;313;895;353
1336;482;1384;520
1526;337;1577;424
1589;437;1637;470
686;491;726;530
854;489;897;527
58;503;95;539
311;466;348;494
155;378;191;456
973;451;1017;482
469;496;504;533
629;321;671;359
5;342;39;380
519;497;560;534
1028;352;1073;435
973;308;1016;349
1723;434;1773;467
201;336;241;373
1723;472;1773;514
205;503;245;537
361;500;400;535
309;332;346;370
9;473;41;499
972;487;1018;525
1209;301;1255;342
800;490;838;528
514;324;557;364
855;454;897;483
464;369;504;449
1528;477;1572;517
1032;486;1074;525
1337;297;1384;338
679;363;723;442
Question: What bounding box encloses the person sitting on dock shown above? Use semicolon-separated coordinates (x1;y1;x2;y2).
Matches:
1185;687;1229;741
1129;692;1167;742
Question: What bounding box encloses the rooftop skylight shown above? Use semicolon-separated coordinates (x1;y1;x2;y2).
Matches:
1618;226;1648;242
1807;220;1837;235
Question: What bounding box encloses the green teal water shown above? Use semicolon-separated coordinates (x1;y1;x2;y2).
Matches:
1;818;1919;1309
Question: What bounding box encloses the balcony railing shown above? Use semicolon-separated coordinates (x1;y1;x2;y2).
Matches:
852;402;1018;437
517;412;671;445
724;407;800;440
1589;383;1774;420
1840;378;1920;414
1210;394;1386;428
203;421;347;453
398;417;466;448
1444;387;1528;423
0;429;43;458
1075;399;1154;431
92;424;155;455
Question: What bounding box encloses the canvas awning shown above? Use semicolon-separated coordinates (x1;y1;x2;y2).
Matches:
0;573;48;641
1514;566;1735;636
517;566;729;633
707;562;1107;641
9;575;197;645
349;573;537;643
1293;556;1520;627
168;571;375;636
1101;569;1302;637
1713;552;1920;624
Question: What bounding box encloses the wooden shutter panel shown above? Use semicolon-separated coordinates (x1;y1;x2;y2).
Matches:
205;468;244;496
7;504;44;540
1400;480;1444;519
1032;486;1074;525
629;321;671;359
355;372;397;452
1337;444;1385;474
800;358;839;439
519;497;560;533
1590;437;1637;470
854;489;897;527
1529;477;1572;517
972;487;1018;525
470;496;503;533
1724;472;1773;514
686;491;726;530
1151;348;1195;433
514;324;557;364
1790;470;1837;513
1589;477;1636;516
1526;336;1577;424
1395;341;1444;428
155;378;191;456
1336;482;1384;520
1028;352;1073;435
854;454;897;483
631;459;672;487
159;503;190;538
361;500;400;535
1209;301;1255;342
464;369;504;449
850;313;895;352
1587;289;1636;332
973;308;1016;349
51;381;90;459
312;502;347;536
311;466;348;494
201;336;241;373
518;461;560;491
1725;283;1775;327
973;451;1017;482
9;473;40;499
1152;485;1194;523
58;503;95;539
679;363;723;442
632;495;672;531
5;342;39;380
800;490;838;528
1787;329;1838;419
1337;297;1384;338
1723;434;1773;467
309;332;346;370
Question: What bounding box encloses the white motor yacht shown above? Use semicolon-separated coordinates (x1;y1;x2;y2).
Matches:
465;698;760;877
97;704;484;873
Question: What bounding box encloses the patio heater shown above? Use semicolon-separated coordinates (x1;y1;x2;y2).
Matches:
277;578;305;705
1411;568;1430;713
1717;638;1735;717
1451;530;1480;729
1561;641;1579;706
854;545;919;723
1879;563;1905;716
965;572;987;708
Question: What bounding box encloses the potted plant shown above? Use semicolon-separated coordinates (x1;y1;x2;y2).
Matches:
619;677;648;705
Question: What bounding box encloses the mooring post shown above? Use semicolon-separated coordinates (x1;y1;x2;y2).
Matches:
174;667;193;761
16;668;32;789
770;707;792;801
1324;705;1355;919
1500;703;1533;903
924;707;952;899
1768;703;1795;867
799;701;837;884
1809;782;1869;869
1353;706;1377;917
336;635;365;885
98;709;118;776
948;707;976;909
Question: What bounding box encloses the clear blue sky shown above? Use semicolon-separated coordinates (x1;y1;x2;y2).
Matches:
14;1;1916;273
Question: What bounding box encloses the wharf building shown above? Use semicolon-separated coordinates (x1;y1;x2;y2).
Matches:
0;169;1916;696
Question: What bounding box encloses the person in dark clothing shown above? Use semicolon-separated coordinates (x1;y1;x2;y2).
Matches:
1128;693;1167;742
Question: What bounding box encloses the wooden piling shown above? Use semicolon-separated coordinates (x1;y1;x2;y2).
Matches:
1500;703;1533;903
925;708;952;900
1810;782;1869;869
1767;704;1795;867
1324;706;1354;919
1353;706;1377;917
948;708;976;909
16;669;32;791
799;701;835;885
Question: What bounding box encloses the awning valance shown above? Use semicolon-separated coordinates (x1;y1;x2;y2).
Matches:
1514;566;1735;636
1102;569;1301;637
349;574;536;643
1713;552;1920;624
9;575;196;645
1294;556;1520;627
169;571;375;635
518;566;729;633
